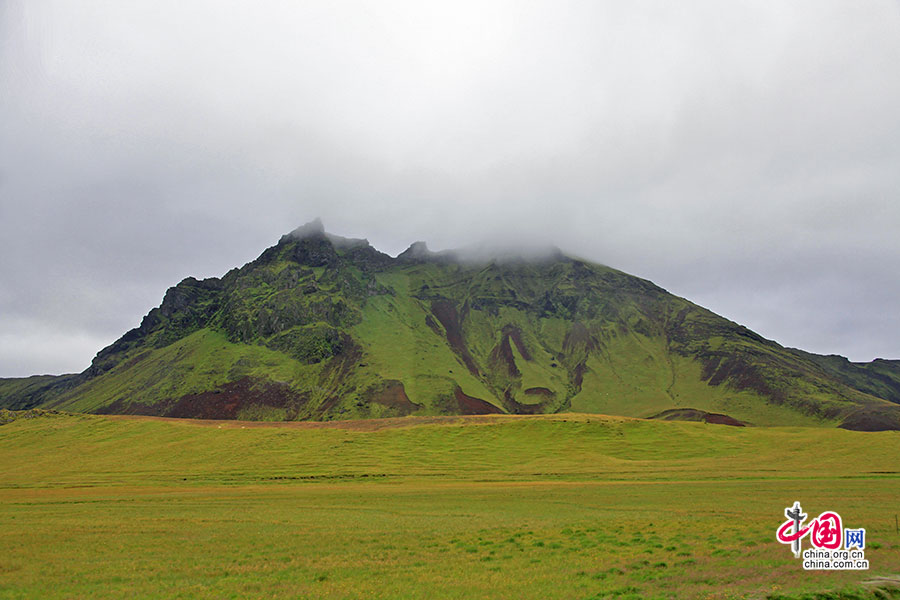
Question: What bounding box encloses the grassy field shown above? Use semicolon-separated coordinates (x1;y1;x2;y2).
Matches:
1;412;899;599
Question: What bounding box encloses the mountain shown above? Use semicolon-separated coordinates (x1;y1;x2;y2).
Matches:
2;219;899;430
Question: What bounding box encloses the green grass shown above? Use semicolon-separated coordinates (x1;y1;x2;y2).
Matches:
0;376;61;398
47;329;310;413
572;346;832;427
353;271;497;406
1;413;899;599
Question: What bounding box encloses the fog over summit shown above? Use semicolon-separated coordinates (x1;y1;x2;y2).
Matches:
1;1;899;376
280;219;567;265
396;239;566;266
6;213;900;432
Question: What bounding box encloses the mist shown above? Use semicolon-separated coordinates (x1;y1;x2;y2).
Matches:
2;1;899;376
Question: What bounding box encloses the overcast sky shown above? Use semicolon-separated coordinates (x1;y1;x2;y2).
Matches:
2;1;899;377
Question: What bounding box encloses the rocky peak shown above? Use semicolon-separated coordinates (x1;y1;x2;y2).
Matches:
397;241;434;262
279;218;326;244
326;233;372;250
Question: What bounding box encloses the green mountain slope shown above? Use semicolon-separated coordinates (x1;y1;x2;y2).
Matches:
3;219;899;429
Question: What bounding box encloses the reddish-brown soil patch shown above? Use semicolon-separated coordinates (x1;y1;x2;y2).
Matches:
524;387;554;398
839;407;900;431
168;377;305;420
431;300;480;376
649;408;746;427
424;314;442;336
96;377;308;420
502;388;545;415
701;355;787;405
489;325;534;379
504;325;532;361
572;362;587;391
703;413;746;426
490;334;520;378
367;380;419;415
650;408;706;422
453;386;503;415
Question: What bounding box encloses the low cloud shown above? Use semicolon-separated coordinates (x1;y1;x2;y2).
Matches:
1;1;899;375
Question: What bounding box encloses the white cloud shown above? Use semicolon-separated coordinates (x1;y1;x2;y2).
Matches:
1;0;899;375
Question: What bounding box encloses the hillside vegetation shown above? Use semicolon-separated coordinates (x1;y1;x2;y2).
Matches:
2;220;899;429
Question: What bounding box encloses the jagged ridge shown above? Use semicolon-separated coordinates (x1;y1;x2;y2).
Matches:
2;220;899;430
